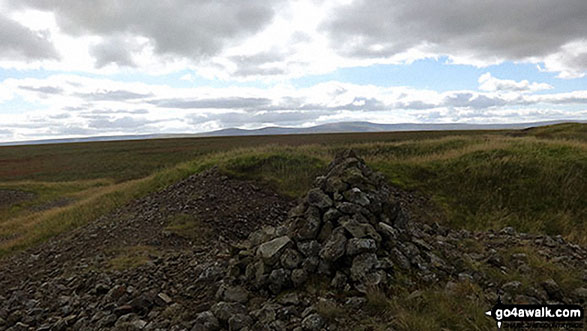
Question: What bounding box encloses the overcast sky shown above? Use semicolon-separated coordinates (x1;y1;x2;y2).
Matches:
0;0;586;142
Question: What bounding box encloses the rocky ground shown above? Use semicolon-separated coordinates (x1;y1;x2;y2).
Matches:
0;152;586;330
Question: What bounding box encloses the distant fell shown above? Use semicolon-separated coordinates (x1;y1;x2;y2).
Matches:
1;120;584;146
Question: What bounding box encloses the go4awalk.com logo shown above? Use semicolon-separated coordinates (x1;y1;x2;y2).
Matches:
485;296;584;329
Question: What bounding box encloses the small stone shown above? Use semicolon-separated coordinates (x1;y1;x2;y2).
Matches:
278;292;300;305
302;313;325;331
157;292;173;304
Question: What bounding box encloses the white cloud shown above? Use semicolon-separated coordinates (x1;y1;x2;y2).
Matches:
1;74;586;142
478;73;552;92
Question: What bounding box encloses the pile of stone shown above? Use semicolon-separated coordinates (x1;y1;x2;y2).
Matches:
231;150;401;294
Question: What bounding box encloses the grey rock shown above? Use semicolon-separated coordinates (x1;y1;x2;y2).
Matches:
331;272;348;290
194;311;220;331
211;302;247;322
217;285;249;304
340;217;381;242
542;279;563;301
343;188;370;206
291;268;308;287
319;230;347;262
307;188;333;210
257;236;292;265
280;249;303;269
346;238;377;256
350;253;379;283
228;313;253;331
293;214;322;240
297;241;321;257
323;208;342;224
269;268;291;293
301;256;320;273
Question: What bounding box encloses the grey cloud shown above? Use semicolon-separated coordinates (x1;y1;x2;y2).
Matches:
18;85;63;94
87;109;149;115
87;116;151;129
77;90;153;101
90;36;137;68
12;0;281;60
324;0;587;72
152;97;272;110
48;113;71;119
0;14;59;61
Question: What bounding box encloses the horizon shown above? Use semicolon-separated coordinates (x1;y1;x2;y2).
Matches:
1;1;586;142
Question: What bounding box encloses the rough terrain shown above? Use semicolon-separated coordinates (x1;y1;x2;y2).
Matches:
0;152;585;330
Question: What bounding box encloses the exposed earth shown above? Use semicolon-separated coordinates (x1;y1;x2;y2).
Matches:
0;153;585;330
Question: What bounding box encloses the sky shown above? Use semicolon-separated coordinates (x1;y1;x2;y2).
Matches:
0;0;586;142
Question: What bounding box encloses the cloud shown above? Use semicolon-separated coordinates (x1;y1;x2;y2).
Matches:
1;74;586;142
89;35;139;68
0;14;58;61
11;0;281;60
323;0;587;77
478;73;552;92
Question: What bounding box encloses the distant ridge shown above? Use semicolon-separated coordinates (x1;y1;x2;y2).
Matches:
1;120;583;146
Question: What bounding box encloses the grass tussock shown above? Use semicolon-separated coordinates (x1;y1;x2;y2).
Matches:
165;213;210;243
107;245;158;270
388;281;493;331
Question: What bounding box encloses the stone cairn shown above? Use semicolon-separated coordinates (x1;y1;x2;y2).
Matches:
196;150;410;330
236;149;399;294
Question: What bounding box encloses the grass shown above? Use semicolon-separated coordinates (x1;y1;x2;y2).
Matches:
165;213;210;243
388;281;493;330
107;245;158;270
0;123;585;255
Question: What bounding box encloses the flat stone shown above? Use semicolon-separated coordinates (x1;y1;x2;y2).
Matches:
341;217;381;242
257;236;292;264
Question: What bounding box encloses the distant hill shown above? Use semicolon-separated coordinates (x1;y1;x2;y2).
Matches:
1;120;583;146
198;120;580;137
